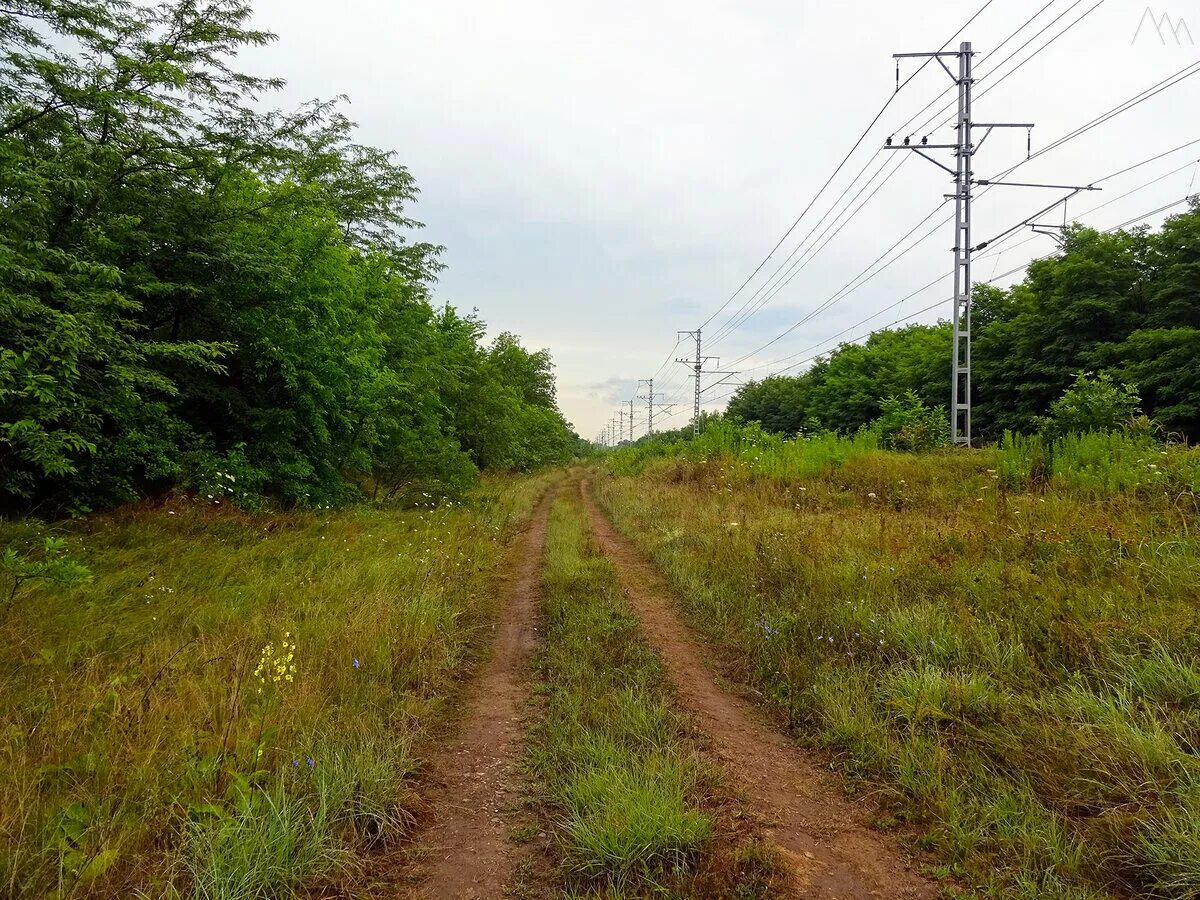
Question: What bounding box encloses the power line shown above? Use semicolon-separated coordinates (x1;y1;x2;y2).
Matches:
705;0;1088;350
726;141;1200;387
708;152;912;346
722;200;952;369
907;0;1105;139
694;0;999;333
701;193;1196;408
977;150;1200;262
712;60;1200;387
634;20;1200;434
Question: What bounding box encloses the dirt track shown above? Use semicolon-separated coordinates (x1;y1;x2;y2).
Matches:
408;490;553;899
579;477;939;900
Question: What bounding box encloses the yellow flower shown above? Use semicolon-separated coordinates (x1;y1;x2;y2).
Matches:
254;633;299;689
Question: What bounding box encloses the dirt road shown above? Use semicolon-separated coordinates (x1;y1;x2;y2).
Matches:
407;489;554;899
579;478;939;900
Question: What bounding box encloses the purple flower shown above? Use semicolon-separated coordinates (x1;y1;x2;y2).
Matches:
306;758;315;769
291;760;299;767
352;658;360;669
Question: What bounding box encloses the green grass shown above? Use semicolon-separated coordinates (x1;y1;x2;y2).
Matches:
595;447;1200;899
529;492;774;896
0;471;556;899
530;494;709;892
998;430;1200;496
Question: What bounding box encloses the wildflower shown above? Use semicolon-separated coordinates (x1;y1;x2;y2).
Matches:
352;658;360;670
867;492;877;499
306;758;315;769
254;632;298;689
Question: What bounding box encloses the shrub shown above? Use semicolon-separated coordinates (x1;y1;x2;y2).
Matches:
1036;372;1143;442
866;391;950;452
1;536;91;608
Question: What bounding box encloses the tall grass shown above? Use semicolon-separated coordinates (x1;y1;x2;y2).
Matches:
529;495;711;893
0;471;556;898
618;420;1200;502
998;430;1200;496
595;450;1200;898
609;421;878;480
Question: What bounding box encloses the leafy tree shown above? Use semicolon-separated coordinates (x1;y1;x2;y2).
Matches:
0;0;574;512
2;536;91;608
728;205;1200;445
728;323;949;437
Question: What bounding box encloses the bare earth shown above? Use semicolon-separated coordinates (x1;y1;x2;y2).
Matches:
579;478;940;900
407;490;553;899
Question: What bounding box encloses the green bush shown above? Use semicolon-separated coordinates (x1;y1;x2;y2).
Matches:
865;391;950;452
1035;372;1143;442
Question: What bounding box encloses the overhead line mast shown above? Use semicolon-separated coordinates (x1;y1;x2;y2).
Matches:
637;378;668;436
675;329;736;436
887;40;1097;446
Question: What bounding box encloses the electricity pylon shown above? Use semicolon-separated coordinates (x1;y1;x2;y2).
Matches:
676;329;736;436
888;40;1097;445
637;378;668;435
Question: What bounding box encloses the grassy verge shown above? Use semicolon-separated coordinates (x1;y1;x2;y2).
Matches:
527;491;777;897
0;470;557;899
595;451;1200;899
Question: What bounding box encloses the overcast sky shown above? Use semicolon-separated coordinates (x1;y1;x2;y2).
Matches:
244;0;1199;439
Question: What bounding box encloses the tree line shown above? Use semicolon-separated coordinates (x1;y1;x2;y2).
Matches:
0;0;579;513
726;204;1200;443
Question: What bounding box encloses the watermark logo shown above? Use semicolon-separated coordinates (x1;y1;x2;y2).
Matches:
1131;7;1194;44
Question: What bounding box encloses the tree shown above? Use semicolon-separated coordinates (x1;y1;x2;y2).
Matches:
0;0;575;512
727;323;949;437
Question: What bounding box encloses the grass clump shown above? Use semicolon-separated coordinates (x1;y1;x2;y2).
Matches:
0;471;556;899
596;448;1200;899
528;494;713;894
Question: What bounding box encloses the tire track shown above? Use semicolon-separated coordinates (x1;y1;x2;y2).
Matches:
407;488;555;899
579;477;939;900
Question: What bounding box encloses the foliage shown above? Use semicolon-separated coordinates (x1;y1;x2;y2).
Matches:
727;323;951;436
974;209;1200;441
997;430;1200;496
0;0;574;513
863;390;949;452
1034;371;1142;442
1;535;90;606
727;205;1200;442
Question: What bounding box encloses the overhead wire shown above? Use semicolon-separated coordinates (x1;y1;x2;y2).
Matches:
694;0;1000;335
700;191;1197;408
714;59;1200;375
624;10;1200;433
706;0;1092;350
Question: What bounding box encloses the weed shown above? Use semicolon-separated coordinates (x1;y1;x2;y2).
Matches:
596;447;1200;898
529;495;711;893
0;471;557;898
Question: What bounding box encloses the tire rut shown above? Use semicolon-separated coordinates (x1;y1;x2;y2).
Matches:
579;477;940;900
407;488;554;899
